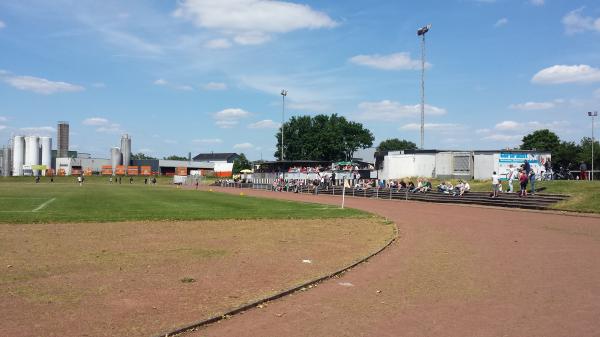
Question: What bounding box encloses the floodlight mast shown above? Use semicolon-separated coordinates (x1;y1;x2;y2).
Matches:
417;24;431;150
280;89;288;161
590;111;598;181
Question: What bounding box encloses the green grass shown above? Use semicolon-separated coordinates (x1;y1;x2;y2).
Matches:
0;176;365;224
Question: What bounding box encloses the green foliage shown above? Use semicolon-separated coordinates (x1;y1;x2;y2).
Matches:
232;153;252;174
520;129;561;152
376;138;418;152
131;152;156;160
519;129;599;170
274;114;374;161
577;137;600;168
163;155;187;161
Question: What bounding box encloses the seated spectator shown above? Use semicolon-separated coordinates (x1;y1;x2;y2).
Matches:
420;180;432;193
407;181;415;190
399;180;407;189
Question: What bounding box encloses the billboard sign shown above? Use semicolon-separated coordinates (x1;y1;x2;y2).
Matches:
498;152;551;178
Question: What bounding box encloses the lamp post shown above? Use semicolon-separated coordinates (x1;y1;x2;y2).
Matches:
589;111;598;181
280;89;288;161
417;24;431;150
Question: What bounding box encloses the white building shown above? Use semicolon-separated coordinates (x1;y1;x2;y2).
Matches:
378;150;550;180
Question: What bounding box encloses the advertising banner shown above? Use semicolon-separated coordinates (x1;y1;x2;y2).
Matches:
127;166;139;176
101;165;113;175
498;152;551;178
176;167;188;176
140;166;152;176
115;165;125;175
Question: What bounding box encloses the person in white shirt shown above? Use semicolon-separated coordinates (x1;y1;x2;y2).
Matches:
506;165;515;193
491;171;500;198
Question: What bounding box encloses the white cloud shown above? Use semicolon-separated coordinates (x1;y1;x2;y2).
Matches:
82;117;109;126
203;82;227;90
215;120;238;128
4;75;84;94
349;52;427;71
233;142;254;150
494;18;508;27
356;100;446;121
530;0;544;6
495;120;521;131
173;0;337;46
509;101;557;110
248;119;280;129
213;108;250;128
205;38;232;49
532;65;600;84
287;100;331;112
482;134;523;142
0;116;7;122
20;126;55;135
400;123;462;131
494;120;570;131
0;20;5;29
562;8;600;34
192;138;223;144
96;123;123;133
0;125;7;131
153;78;193;91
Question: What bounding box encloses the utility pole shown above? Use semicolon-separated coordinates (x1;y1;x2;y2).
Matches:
589;111;598;181
280;89;288;161
417;24;431;150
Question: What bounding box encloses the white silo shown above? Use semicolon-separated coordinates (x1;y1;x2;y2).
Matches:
2;147;11;177
40;136;52;176
111;147;122;175
12;136;25;176
120;134;131;170
25;136;40;176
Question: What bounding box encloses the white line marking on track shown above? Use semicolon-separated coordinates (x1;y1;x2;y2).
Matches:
32;198;56;212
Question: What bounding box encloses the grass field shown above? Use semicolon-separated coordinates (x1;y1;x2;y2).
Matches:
0;176;364;223
0;176;394;336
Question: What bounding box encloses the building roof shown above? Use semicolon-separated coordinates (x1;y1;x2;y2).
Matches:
193;152;239;161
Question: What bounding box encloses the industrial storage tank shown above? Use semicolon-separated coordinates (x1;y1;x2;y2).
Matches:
40;136;52;176
111;147;122;175
12;136;25;176
25;136;40;176
1;147;11;177
120;134;131;170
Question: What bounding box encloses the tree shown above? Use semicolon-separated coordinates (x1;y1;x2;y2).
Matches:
552;141;581;170
131;152;156;160
232;153;252;174
577;137;600;168
376;138;418;152
163;155;187;161
520;129;561;152
274;114;374;161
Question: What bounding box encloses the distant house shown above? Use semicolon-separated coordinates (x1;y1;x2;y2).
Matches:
193;152;240;163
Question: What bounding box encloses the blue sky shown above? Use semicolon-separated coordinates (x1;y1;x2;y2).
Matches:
1;0;599;160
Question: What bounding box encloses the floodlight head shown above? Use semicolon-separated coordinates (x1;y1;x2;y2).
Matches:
589;111;598;117
281;89;288;96
417;24;431;36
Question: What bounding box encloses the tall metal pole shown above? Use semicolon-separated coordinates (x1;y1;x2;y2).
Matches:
417;24;430;150
280;90;287;161
591;111;597;181
420;33;426;149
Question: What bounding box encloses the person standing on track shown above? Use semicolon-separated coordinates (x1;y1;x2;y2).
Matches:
491;171;500;198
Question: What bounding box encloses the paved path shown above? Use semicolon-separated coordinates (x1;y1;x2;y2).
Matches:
188;186;600;337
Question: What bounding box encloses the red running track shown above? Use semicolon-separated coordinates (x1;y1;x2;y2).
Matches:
187;186;600;337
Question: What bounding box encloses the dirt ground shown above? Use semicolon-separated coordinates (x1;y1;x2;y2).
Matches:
187;186;600;337
0;217;394;337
